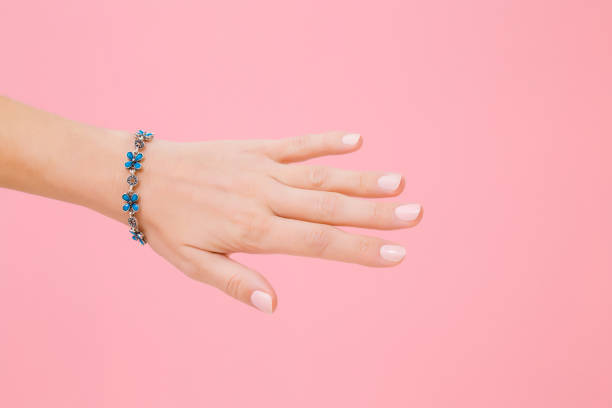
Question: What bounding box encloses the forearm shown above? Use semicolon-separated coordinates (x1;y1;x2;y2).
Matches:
0;96;128;223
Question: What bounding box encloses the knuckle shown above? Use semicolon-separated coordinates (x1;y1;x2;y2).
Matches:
358;172;368;192
224;273;243;299
291;134;311;150
317;193;340;219
357;237;373;255
304;226;333;256
233;212;271;250
308;166;328;188
368;202;385;223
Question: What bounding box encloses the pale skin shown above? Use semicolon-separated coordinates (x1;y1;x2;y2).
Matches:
0;96;423;313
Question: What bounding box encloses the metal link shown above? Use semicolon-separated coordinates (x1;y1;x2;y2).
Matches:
124;130;154;245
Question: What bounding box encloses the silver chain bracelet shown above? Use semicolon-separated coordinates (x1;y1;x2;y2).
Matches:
122;130;154;245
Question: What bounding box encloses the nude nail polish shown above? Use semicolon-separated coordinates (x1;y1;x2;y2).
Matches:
394;204;421;221
379;245;406;262
377;173;402;192
251;290;273;314
342;133;361;145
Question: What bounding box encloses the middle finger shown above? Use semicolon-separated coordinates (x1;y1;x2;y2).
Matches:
270;163;405;197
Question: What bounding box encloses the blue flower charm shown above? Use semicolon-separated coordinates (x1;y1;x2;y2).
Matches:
123;130;154;246
130;230;146;245
122;193;139;212
137;129;154;141
124;151;143;170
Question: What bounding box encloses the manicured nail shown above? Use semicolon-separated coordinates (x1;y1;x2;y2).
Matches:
394;204;421;221
377;173;402;192
342;133;361;145
379;245;406;262
251;290;273;314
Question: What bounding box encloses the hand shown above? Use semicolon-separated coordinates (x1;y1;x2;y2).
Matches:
0;98;421;313
130;132;423;313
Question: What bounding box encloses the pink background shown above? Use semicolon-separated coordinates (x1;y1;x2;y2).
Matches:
1;1;611;406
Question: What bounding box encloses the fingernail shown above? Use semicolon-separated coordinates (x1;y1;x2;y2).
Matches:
377;173;402;191
251;290;274;314
394;204;421;221
342;133;361;145
379;245;406;262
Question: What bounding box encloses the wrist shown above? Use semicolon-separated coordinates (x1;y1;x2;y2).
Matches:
77;128;131;224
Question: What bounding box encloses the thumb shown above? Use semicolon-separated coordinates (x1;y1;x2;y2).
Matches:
181;246;277;314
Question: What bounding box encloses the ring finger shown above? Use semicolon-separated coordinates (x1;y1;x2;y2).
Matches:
266;183;423;230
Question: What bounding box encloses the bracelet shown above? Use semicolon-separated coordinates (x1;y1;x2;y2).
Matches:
122;129;154;245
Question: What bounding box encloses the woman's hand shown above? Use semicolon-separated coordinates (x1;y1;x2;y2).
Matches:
138;132;423;313
0;98;421;313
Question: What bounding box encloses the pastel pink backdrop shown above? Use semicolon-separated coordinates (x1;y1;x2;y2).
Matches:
1;1;610;407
